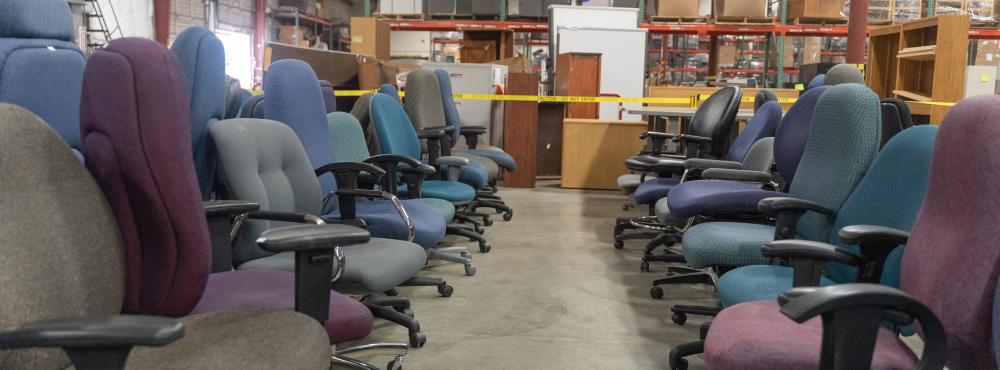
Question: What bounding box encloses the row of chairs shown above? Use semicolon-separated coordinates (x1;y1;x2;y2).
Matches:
612;63;1000;369
0;0;519;368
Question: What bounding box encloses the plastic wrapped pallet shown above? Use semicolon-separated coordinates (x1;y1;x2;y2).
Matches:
920;0;996;22
842;0;922;23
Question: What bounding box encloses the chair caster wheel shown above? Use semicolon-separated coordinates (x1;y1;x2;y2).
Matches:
395;307;414;318
475;226;486;234
479;242;491;253
614;240;624;249
483;218;494;227
670;358;688;370
502;211;513;221
650;286;664;299
461;251;471;259
408;331;427;348
388;355;404;370
437;284;454;297
672;313;687;325
640;262;650;272
384;288;399;296
623;204;630;211
464;264;477;276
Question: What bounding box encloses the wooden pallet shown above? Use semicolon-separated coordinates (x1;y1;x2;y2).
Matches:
869;19;894;25
373;13;424;20
789;17;848;25
971;20;999;28
428;13;475;20
650;16;710;24
713;16;775;25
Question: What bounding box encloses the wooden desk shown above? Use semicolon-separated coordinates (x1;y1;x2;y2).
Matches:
561;119;646;190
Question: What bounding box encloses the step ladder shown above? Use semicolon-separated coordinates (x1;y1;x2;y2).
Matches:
83;0;123;51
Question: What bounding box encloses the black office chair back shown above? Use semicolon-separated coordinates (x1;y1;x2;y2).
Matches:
239;94;265;119
753;89;777;112
686;86;742;159
223;76;243;119
880;98;914;148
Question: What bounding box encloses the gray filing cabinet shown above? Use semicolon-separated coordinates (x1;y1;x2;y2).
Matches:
426;0;456;14
470;0;499;16
379;0;424;13
421;62;508;147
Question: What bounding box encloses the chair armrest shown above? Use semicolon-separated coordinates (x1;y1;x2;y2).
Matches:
761;239;861;287
364;153;422;168
673;134;712;143
838;225;911;283
701;168;773;183
256;224;371;253
639;131;676;140
203;200;260;217
778;284;947;370
397;163;436;198
203;200;262;273
639;131;675;157
459;126;487;149
416;128;447;139
435;156;470;167
334;190;415;242
683;158;743;170
315;162;386;183
0;315;184;370
758;196;836;239
401;163;437;175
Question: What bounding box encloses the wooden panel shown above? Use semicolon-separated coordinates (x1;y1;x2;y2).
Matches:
561;119;647;190
537;102;566;177
884;15;969;123
503;73;541;188
556;53;602;119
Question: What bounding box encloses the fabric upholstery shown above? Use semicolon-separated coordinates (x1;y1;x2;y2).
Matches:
825;64;865;86
223;75;243;119
433;68;463;144
327;200;446;248
725;101;781;162
320;80;337;113
0;0;85;159
239;94;265;118
806;74;826;90
416;197;457;223
664;180;781;219
704;301;917;370
880;98;913;148
460;148;516;171
900;95;1000;369
773;85;829;185
616;173;649;195
328;112;373;163
348;93;383;154
0;0;74;40
717;265;836;307
0;104;126;370
170;27;225;200
681;221;776;268
81;38;211;317
191;269;374;344
401;181;477;203
126;309;331;369
741;137;775;172
379;83;400;101
633;177;680;205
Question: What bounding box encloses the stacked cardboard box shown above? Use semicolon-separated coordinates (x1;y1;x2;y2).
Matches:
715;0;769;17
278;25;310;47
350;17;391;61
975;40;1000;66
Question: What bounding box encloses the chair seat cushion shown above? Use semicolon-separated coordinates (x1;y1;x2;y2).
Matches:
326;199;446;249
633;177;680;205
429;159;489;189
667;180;782;219
454;153;499;179
617;174;651;195
127;309;331;369
192;269;374;344
458;148;516;171
414;197;456;223
717;265;836;307
681;221;776;268
705;301;917;370
237;237;428;293
400;180;477;203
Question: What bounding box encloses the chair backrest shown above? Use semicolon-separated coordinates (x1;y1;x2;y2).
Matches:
240;94;265;118
81;38;212;318
0;0;86;160
370;93;424;160
434;68;464;144
320;80;338;113
263;59;338;196
403;69;447;132
741;137;775;173
379;83;401;101
773;85;830;186
171;27;226;200
686;86;742;159
210;118;324;266
901;95;1000;369
753;89;777;112
328;111;373;163
224;76;244;119
824;64;865;86
786;84;880;243
806;74;826;90
349;92;383;154
880;98;914;148
0;104;126;370
824;126;936;286
726;100;781;162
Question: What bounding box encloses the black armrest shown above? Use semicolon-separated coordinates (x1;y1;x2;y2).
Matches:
257;224;371;253
838;225;911;283
639;131;676;140
245;210;367;229
683;158;743;170
779;284;947;370
364;153;422;168
397;163;436;198
401;163;436;175
315;162;386;182
761;239;862;287
673;134;712;143
701;168;773;184
758;197;837;240
203;200;260;217
459;126;487;149
0;315;184;370
334;189;415;242
416;128;447;139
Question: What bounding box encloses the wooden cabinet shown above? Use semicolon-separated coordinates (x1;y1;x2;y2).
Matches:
503;73;541;188
561;119;647;190
460;30;514;63
555;52;602;119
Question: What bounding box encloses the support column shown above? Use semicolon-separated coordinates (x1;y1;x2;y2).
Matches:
254;0;266;84
707;35;719;77
154;0;170;45
847;0;869;64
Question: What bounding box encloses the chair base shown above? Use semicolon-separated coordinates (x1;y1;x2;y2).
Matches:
471;199;513;222
361;300;425;348
454;212;486;232
669;305;722;326
333;343;408;370
649;267;717;299
428;248;477;276
447;225;491;253
668;340;704;370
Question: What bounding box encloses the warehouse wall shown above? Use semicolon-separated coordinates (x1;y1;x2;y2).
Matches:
171;0;207;42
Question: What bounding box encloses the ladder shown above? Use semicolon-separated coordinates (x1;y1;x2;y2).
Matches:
83;0;123;51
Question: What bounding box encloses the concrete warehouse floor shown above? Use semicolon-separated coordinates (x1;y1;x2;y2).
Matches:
336;181;717;369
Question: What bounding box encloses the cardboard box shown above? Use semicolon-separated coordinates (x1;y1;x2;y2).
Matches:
278;25;309;46
715;0;768;17
351;17;391;61
717;44;737;67
802;37;823;64
788;0;847;19
975;40;1000;66
496;55;535;74
657;0;701;17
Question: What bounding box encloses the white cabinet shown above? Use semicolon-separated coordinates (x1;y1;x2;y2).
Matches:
557;27;647;121
421;62;508;147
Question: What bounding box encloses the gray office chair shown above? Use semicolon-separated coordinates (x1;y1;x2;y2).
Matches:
824;64;865;86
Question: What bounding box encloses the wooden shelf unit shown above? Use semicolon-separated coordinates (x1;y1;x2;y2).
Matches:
865;15;970;123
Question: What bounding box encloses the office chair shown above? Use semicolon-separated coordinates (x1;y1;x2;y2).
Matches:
433;68;518;173
239;93;265;118
824;63;866;86
753;89;778;112
320;79;338;112
349;92;385;155
0;103;334;370
224;75;245;119
0;0;86;161
668;125;937;368
806;74;826;90
700;95;1000;370
880;98;914;148
652;84;881;300
79;38;406;369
